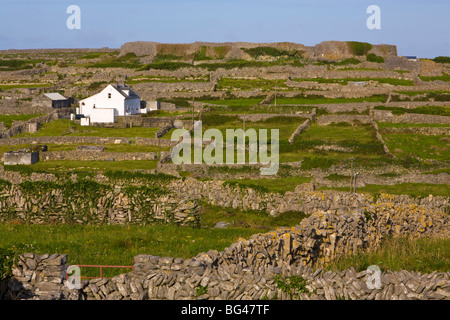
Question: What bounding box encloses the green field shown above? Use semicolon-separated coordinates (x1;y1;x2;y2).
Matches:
0;204;307;277
224;176;312;194
14;119;160;138
382;133;450;162
3;160;159;173
283;122;386;163
216;78;288;91
320;183;449;198
200;95;387;106
0;114;45;128
293;77;415;86
326;236;449;273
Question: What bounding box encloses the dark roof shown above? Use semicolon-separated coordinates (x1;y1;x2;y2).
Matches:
111;84;140;99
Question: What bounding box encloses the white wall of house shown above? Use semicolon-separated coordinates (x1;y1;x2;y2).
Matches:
90;108;115;124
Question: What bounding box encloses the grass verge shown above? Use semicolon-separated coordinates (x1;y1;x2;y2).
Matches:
325;236;449;273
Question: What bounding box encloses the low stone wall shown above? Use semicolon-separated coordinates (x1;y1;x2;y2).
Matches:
0;184;200;226
133;81;215;93
380;126;450;135
135;137;177;147
288;108;316;144
2;203;449;300
372;121;396;158
373;110;450;124
39;151;158;161
316;114;372;125
155;125;173;138
0;136;131;146
168;178;449;216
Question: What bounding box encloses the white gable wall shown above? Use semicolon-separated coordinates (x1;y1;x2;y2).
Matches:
79;85;125;117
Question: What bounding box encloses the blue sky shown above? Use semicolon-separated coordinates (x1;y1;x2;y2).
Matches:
0;0;448;58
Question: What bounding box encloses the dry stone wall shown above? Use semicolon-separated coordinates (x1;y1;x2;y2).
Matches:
0;183;200;226
166;178;449;216
38;151;158;161
0;136;131;146
2;202;449;300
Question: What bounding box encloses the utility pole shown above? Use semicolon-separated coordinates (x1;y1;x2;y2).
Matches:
354;172;358;193
350;158;354;193
192;97;195;126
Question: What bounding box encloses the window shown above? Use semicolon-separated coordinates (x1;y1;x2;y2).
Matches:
108;93;111;98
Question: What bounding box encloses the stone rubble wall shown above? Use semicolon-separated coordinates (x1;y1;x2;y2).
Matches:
2;203;449;300
373;110;450;124
288;108;316;144
0;136;131;146
155;125;173;139
379;127;450;135
0;184;200;226
167;178;449;216
38;151;158;162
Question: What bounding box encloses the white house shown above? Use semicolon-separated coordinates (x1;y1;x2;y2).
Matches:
78;84;141;124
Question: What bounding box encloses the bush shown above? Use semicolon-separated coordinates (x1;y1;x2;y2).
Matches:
432;56;450;64
347;41;373;56
335;58;360;66
367;53;384;63
242;47;303;59
0;248;17;284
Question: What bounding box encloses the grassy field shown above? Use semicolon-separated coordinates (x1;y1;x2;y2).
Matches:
0;114;45;128
293;77;415;86
282;122;386;163
200;95;387;106
3;160;159;173
224;176;312;194
382;133;450;162
0;223;257;277
0;204;307;277
216;78;288;91
325;237;449;273
320;183;449;198
126;75;209;84
0;143;169;154
377;122;450;129
14;119;160;138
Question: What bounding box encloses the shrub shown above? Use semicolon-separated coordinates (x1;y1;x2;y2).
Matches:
335;58;360;66
432;56;450;64
274;275;309;299
347;41;373;56
366;53;384;63
0;248;18;284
